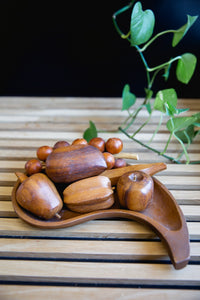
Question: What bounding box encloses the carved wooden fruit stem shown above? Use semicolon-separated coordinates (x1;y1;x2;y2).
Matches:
15;172;28;183
55;213;61;219
41;162;46;169
101;162;167;186
114;152;139;160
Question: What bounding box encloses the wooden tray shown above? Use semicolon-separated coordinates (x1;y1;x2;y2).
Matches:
12;176;190;270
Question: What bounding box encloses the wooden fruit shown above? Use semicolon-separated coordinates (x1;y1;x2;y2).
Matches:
101;162;167;186
103;152;115;169
36;145;53;161
45;144;107;183
117;171;154;211
105;138;123;154
25;159;43;175
63;176;114;213
12;172;190;270
53;140;70;149
72;138;88;146
114;158;127;168
88;137;105;152
15;172;63;220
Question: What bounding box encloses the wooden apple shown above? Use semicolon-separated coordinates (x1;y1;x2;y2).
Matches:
117;171;154;211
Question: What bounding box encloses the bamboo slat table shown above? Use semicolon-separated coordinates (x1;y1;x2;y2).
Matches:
0;97;200;299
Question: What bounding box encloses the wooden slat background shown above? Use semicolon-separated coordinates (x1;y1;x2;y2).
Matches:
0;97;200;298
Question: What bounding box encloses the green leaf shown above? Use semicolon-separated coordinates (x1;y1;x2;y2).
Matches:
193;112;200;125
176;108;189;115
83;121;97;142
130;2;155;46
164;102;177;117
172;15;198;47
176;53;197;84
193;112;200;119
154;88;177;113
165;102;189;116
145;102;152;114
166;116;196;133
122;84;136;111
176;125;196;143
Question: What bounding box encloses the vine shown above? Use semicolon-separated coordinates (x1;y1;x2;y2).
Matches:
84;1;199;164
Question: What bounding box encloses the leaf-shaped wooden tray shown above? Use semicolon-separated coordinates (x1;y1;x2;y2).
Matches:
11;163;190;270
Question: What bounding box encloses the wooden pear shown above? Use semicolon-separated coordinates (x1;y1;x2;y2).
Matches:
15;172;63;220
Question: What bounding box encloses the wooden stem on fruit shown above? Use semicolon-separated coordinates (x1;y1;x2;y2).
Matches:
55;213;61;219
114;152;139;160
15;172;28;183
101;162;167;186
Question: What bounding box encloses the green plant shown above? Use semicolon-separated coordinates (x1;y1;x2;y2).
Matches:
84;1;200;164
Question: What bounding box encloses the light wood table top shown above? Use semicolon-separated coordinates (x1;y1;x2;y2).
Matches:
0;97;200;299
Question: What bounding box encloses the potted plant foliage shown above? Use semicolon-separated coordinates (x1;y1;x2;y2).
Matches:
84;0;199;164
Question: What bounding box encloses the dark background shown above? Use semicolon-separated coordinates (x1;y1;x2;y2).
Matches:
0;0;199;98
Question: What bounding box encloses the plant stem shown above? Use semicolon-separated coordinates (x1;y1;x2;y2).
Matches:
149;68;162;88
123;105;145;131
135;45;151;91
119;127;181;163
147;56;181;72
160;132;173;154
112;0;135;38
139;30;176;52
132;112;152;137
173;132;190;164
122;108;135;127
176;130;190;160
148;113;163;144
122;47;156;133
190;160;200;164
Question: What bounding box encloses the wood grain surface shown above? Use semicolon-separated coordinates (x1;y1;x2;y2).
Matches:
0;97;200;298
